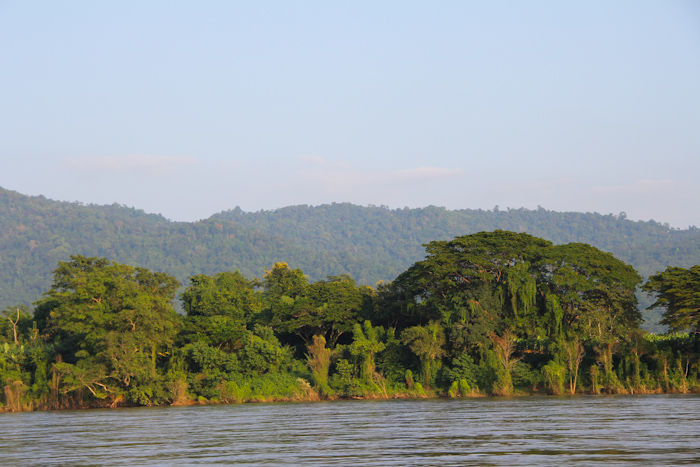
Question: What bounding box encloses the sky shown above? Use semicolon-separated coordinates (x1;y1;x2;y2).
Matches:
1;1;699;227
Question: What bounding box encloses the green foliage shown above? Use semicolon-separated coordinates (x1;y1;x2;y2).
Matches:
183;340;239;375
330;358;355;396
2;219;700;409
211;373;308;403
238;326;288;376
644;332;694;345
268;275;367;347
307;335;332;396
542;361;566;395
182;271;262;320
448;380;460;397
644;265;700;332
3;186;700;334
0;306;34;345
511;361;541;391
401;322;446;388
38;255;181;404
349;321;386;381
375;327;409;384
180;271;262;352
260;262;308;300
395;231;641;358
444;353;479;389
475;350;499;394
404;369;414;389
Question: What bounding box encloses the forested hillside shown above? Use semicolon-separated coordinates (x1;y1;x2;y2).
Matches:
212;203;700;279
0;188;373;309
2;187;699;330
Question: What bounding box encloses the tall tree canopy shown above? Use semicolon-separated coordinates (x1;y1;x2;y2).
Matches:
267;274;372;347
180;270;263;352
644;265;700;333
392;231;642;345
35;255;181;404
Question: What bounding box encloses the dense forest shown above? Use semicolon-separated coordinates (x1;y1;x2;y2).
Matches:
1;231;699;412
2;186;700;329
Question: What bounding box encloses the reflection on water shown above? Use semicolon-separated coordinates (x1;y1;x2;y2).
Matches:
1;395;700;466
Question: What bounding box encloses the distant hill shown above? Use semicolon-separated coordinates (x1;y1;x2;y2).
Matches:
210;203;700;279
0;187;362;308
2;186;699;331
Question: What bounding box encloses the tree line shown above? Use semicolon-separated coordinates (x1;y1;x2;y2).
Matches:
1;231;698;411
3;186;700;334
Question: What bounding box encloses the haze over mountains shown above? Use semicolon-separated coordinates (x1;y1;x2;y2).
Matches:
2;186;699;330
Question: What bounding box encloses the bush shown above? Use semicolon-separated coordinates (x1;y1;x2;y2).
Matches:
444;353;479;389
459;379;471;396
448;381;459;397
542;361;566;395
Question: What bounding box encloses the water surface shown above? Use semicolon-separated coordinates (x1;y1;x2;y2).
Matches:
1;395;699;466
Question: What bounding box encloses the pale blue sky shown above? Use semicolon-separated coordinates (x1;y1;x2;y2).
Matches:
1;1;699;226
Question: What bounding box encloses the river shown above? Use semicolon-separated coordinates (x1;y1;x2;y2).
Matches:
1;394;699;466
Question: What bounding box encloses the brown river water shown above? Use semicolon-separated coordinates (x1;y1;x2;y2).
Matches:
1;394;699;466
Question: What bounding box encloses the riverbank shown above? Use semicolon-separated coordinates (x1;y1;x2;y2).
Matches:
4;377;699;413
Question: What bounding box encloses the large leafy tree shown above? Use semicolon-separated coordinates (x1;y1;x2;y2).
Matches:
393;231;642;350
644;265;700;333
178;271;289;395
258;262;308;338
180;270;262;351
259;262;308;301
544;243;642;340
182;270;262;319
37;255;180;403
396;230;550;300
269;275;371;347
393;231;551;340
